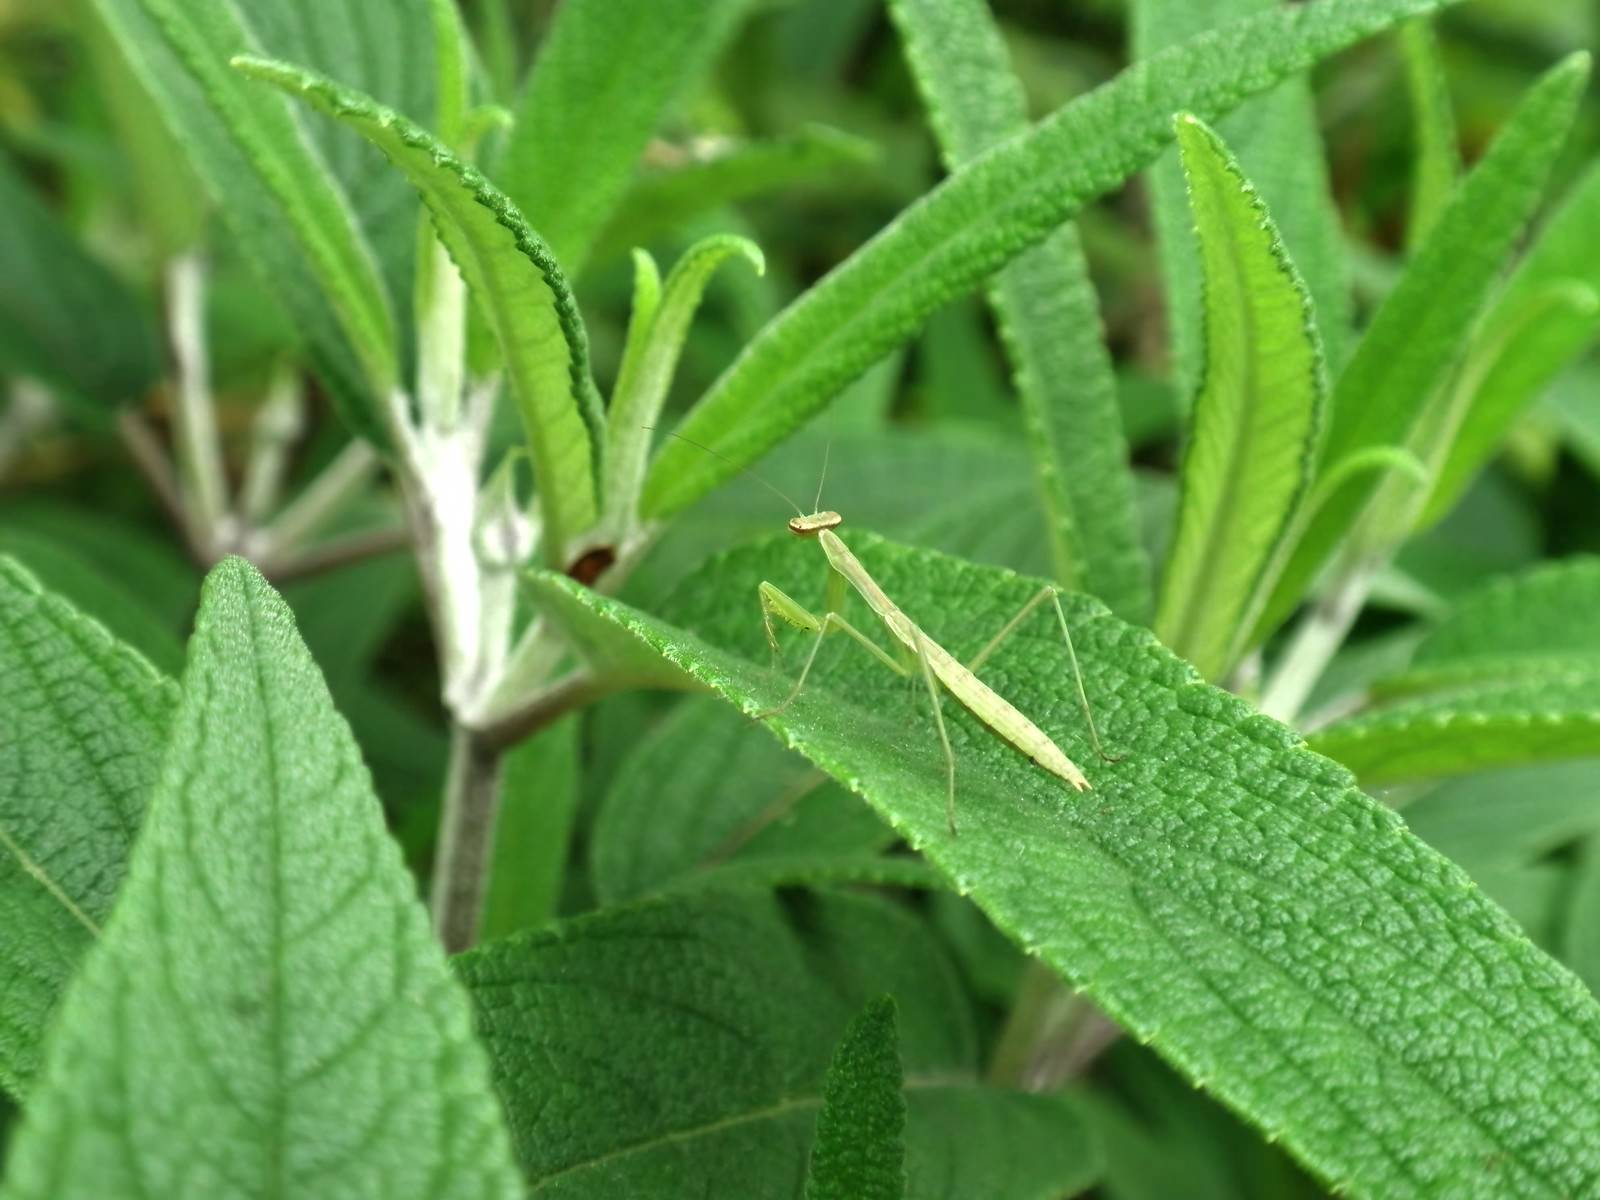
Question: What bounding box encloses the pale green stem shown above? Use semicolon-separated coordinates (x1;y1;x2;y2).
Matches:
1259;552;1382;724
240;363;305;524
261;438;381;553
431;726;504;954
167;253;229;546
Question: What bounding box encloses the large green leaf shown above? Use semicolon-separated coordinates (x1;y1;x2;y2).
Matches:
1132;0;1350;386
590;695;896;903
1404;763;1600;876
643;0;1457;520
0;559;522;1198
500;0;754;274
458;888;1098;1198
85;0;414;439
0;558;174;1097
804;997;907;1200
0;151;159;413
526;533;1600;1196
1254;54;1589;643
1419;158;1600;527
237;55;604;565
1155;115;1324;683
887;0;1149;621
1309;556;1600;784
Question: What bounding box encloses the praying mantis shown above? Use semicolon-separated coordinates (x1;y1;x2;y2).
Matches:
750;478;1116;836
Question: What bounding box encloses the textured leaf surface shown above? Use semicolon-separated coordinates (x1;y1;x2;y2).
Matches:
590;696;895;903
528;533;1600;1197
1155;115;1324;682
85;0;416;438
1133;0;1350;386
644;0;1460;520
238;55;603;563
888;0;1149;620
501;0;753;274
0;152;158;412
1310;557;1600;784
804;997;906;1200
459;888;1097;1198
0;559;522;1199
1256;54;1588;642
0;558;174;1097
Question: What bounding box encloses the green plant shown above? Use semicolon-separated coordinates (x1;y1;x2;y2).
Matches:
3;0;1600;1196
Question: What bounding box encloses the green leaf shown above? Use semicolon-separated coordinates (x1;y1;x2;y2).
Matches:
526;532;1600;1196
1399;17;1461;250
0;558;174;1097
1133;0;1351;385
0;558;522;1198
1420;158;1600;526
888;0;1149;621
1403;763;1600;875
478;715;580;940
500;0;754;274
237;55;604;565
604;234;764;535
1562;837;1600;996
84;0;424;440
0;151;159;413
643;0;1456;521
630;426;1057;605
1254;53;1589;644
78;3;205;258
1309;556;1600;784
459;887;1098;1198
1155;115;1325;683
0;529;185;676
805;997;907;1200
590;696;895;903
1417;281;1600;528
594;124;877;263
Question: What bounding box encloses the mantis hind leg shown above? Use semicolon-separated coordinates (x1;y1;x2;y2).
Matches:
967;586;1120;764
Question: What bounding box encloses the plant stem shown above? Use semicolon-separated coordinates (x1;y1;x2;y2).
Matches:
240;364;304;524
430;726;505;954
1259;553;1381;724
261;438;381;553
0;379;54;479
166;253;229;545
988;963;1122;1087
262;525;410;584
118;409;208;562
